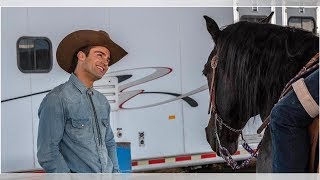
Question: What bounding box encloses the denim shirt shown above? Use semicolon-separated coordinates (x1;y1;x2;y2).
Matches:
37;73;120;173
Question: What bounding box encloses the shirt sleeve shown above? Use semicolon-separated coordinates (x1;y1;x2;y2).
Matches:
105;105;120;173
37;94;71;173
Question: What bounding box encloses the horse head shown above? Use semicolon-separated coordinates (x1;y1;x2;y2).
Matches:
202;13;318;157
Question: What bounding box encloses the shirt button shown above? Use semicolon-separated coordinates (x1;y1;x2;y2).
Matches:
81;124;84;127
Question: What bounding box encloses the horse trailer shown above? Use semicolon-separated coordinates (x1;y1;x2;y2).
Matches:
1;6;318;172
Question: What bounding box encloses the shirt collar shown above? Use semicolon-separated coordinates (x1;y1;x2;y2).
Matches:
69;73;90;94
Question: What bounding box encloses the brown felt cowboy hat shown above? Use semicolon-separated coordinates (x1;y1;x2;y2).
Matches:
56;30;128;73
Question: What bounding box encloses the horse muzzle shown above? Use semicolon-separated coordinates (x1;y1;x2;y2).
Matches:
205;125;239;156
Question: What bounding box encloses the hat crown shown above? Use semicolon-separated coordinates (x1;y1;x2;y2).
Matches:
98;30;110;38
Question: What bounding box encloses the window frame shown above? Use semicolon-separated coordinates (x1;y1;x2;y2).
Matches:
239;15;268;22
288;16;316;33
16;36;53;73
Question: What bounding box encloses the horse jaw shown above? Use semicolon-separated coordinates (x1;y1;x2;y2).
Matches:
205;116;238;156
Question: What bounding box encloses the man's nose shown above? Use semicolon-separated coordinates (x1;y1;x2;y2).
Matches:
102;59;109;66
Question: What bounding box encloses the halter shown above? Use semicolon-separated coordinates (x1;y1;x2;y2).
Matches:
208;55;260;170
207;53;319;170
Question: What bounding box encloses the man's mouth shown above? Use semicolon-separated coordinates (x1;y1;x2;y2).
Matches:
96;65;105;73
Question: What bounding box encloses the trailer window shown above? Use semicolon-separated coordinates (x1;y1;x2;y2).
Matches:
288;17;316;33
17;37;52;73
240;15;267;22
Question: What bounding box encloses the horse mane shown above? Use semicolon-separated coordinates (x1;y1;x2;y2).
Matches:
214;21;319;121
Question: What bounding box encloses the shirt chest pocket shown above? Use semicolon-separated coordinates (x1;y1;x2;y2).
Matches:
101;118;109;127
97;104;110;139
96;103;110;126
71;118;90;129
65;117;93;144
65;102;93;144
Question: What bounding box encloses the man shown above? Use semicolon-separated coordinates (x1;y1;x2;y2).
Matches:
270;69;319;172
37;30;128;173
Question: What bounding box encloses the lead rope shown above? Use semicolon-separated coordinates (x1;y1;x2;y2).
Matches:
214;113;261;170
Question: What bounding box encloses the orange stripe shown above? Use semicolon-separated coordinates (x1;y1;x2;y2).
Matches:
149;159;166;164
201;153;216;159
176;156;191;161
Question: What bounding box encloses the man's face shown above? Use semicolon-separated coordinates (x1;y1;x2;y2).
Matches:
80;46;111;81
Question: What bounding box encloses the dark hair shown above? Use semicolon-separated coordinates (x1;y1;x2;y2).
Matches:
214;21;319;122
71;46;94;72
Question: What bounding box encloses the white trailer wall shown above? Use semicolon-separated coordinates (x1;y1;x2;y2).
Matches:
2;7;234;172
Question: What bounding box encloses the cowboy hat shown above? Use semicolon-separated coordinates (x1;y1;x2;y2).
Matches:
56;30;128;73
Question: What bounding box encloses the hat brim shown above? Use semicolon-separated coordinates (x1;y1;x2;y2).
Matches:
56;30;128;73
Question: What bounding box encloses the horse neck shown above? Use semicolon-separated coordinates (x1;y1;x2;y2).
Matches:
259;47;318;119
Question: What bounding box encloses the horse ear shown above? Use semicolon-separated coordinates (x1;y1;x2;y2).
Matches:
260;12;274;23
204;15;221;42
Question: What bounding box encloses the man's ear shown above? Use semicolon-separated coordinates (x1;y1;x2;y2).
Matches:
77;51;86;63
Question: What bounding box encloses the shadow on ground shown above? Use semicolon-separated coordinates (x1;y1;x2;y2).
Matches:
142;160;256;173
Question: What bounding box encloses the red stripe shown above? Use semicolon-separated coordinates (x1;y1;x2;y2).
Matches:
149;159;165;164
176;156;191;162
201;153;216;159
33;171;46;173
235;151;240;155
132;161;138;166
34;170;45;173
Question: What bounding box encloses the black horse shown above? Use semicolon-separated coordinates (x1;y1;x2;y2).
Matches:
202;15;319;172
